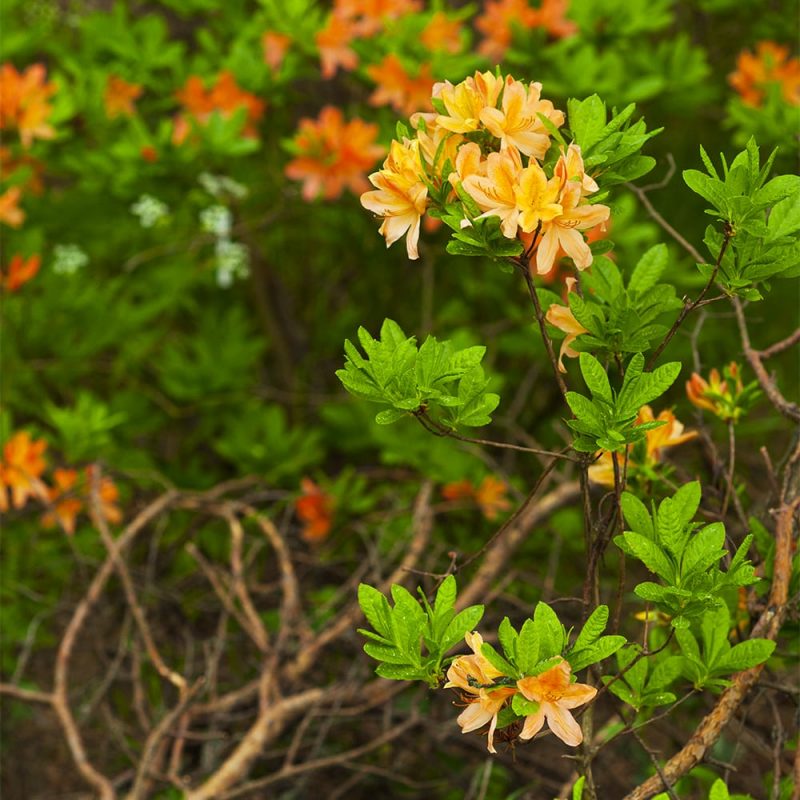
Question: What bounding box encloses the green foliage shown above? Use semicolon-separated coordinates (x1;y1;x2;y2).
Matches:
560;248;682;358
566;96;661;191
602;644;684;711
566;352;680;453
683;139;800;296
674;606;775;691
357;576;484;686
337;319;500;428
618;483;758;628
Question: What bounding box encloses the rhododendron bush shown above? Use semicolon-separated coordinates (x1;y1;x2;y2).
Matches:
1;1;798;799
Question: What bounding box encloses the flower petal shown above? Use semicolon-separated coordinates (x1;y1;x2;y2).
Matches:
545;703;583;746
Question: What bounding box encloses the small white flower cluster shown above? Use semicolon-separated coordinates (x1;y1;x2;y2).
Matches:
199;205;232;238
198;172;248;200
52;244;89;275
215;240;250;288
199;204;250;288
130;194;169;228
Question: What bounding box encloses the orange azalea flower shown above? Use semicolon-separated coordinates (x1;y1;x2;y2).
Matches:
474;476;512;520
174;71;265;144
421;12;463;54
687;363;752;422
480;76;564;159
285;106;385;201
476;0;538;62
295;478;334;542
360;138;428;259
446;631;515;753
640;405;697;462
262;31;291;72
531;0;578;40
367;55;435;116
729;41;800;107
338;0;422;36
517;658;596;746
103;75;143;119
443;476;511;520
0;431;48;512
41;465;122;534
41;468;83;535
1;253;40;291
85;464;123;526
0;186;24;227
316;14;359;79
0;63;56;148
545;279;588;372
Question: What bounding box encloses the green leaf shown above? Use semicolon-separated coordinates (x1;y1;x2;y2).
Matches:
621;492;654;539
517;618;540;674
629;244;668;294
573;605;609;651
533;602;565;660
717;639;775;672
498;617;519;662
511;693;540;716
481;641;518;678
623;532;675;582
569;635;626;672
358;584;394;639
375;408;408;424
579;352;613;403
441;605;485;653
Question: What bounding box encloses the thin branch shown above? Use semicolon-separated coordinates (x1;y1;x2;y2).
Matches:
759;327;800;360
647;228;731;368
732;297;800;422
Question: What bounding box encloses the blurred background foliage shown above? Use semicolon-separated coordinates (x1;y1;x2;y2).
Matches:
1;0;797;797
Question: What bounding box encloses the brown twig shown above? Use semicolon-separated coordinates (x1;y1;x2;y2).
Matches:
732;297;800;423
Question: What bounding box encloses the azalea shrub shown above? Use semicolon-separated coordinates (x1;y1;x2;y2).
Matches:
1;2;799;800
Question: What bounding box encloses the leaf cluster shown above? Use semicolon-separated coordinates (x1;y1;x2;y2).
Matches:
562;246;682;358
683;138;800;296
566;95;661;192
618;483;758;628
336;319;500;427
357;576;484;685
674;605;775;691
566;352;680;453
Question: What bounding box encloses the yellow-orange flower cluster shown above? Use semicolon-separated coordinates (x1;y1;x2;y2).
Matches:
446;633;596;752
729;41;800;107
442;475;512;520
588;406;697;488
173;71;265;145
0;63;56;149
285;106;385;201
315;0;422;79
361;71;609;267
